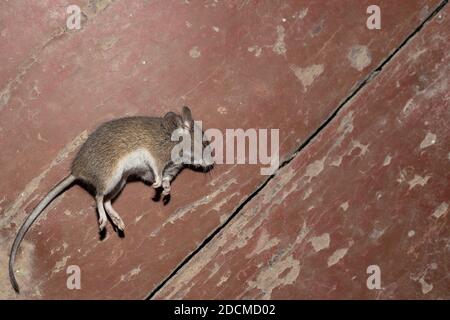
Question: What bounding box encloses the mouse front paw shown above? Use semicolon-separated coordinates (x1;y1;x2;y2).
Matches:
162;179;171;196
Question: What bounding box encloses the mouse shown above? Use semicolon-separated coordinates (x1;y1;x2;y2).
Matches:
9;106;214;293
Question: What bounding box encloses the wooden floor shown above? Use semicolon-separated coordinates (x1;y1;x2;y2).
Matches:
0;1;448;299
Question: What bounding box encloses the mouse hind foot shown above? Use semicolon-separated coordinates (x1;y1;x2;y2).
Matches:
104;200;125;231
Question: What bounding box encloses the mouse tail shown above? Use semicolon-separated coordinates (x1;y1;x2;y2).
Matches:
9;174;76;293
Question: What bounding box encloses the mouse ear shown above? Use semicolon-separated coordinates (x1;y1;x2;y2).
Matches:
163;111;183;131
181;106;193;129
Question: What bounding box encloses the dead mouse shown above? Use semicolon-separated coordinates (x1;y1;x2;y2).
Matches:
9;106;214;293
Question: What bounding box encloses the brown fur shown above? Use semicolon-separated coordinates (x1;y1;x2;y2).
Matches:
71;115;180;194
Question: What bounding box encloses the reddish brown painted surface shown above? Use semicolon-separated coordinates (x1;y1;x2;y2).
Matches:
156;6;450;299
0;0;446;299
0;0;98;99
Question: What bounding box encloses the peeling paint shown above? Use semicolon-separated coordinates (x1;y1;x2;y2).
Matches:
340;201;349;212
347;140;369;157
296;8;309;20
52;255;70;274
309;233;330;252
272;25;287;55
327;247;349;267
189;46;201;58
0;85;11;110
273;179;300;206
408;48;427;61
134;214;144;223
330;156;343;167
331;111;354;152
383;155;392;166
83;0;116;17
304;157;325;182
207;166;237;186
246;230;280;257
418;277;433;294
248;255;300;299
290;64;324;91
302;187;313;200
397;169;407;184
219;213;227;224
419;132;437;149
50;242;69;256
337;111;354;134
421;75;448;99
207;263;221;279
348;45;372;71
216;106;227;114
369;227;386;240
431;202;448;219
213;192;239;212
402;98;417;117
295;222;310;244
216;271;231;287
248;45;262;57
408;174;431;190
262;167;296;203
411;263;438;295
120;266;141;281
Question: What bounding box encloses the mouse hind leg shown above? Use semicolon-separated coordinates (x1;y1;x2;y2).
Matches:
104;179;126;231
104;201;125;231
96;195;108;231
